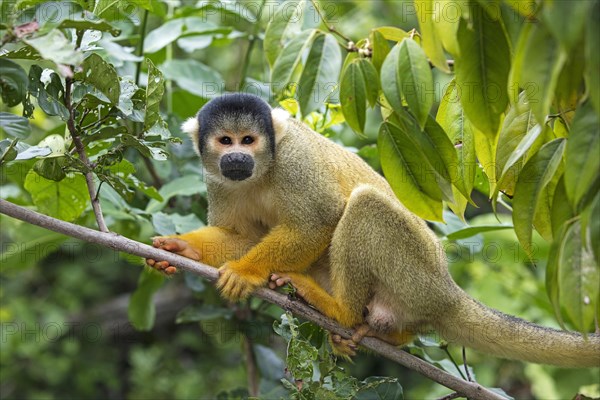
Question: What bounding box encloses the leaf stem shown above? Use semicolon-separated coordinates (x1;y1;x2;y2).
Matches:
238;0;267;91
135;8;149;87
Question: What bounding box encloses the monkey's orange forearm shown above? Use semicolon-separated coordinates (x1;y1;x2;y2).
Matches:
231;225;332;278
173;226;254;267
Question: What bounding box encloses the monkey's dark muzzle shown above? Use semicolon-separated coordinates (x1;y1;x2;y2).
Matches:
220;152;254;181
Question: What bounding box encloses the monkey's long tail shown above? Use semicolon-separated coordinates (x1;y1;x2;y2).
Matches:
438;294;600;368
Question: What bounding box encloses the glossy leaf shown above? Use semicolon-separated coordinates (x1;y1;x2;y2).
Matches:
271;30;317;88
160;59;222;98
340;61;367;134
25;29;84;66
23;170;88;222
380;43;403;112
415;0;451;73
378;121;443;221
510;23;567;125
373;26;409;42
0;58;28;107
446;224;514;240
436;79;476;213
79;54;120;104
369;29;390;73
513;139;566;256
297;33;342;116
145;58;164;131
357;58;380;108
0;112;31;139
564;102;600;211
454;4;510;136
264;0;304;66
432;0;461;56
397;39;434;129
547;221;599;333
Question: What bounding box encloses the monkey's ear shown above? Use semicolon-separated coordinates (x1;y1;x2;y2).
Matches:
271;108;289;143
181;116;200;155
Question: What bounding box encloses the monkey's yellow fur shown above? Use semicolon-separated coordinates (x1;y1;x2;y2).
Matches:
149;103;600;368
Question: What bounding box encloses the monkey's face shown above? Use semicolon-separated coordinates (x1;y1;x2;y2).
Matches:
202;129;272;183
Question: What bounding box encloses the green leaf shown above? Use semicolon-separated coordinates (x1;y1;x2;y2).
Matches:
297;33;342;116
374;26;409;42
264;0;304;66
541;0;592;52
378;121;443;221
33;157;67;181
143;17;222;53
495;93;540;196
23;170;88;222
586;1;600;115
0;59;28;107
509;22;567;125
271;30;318;88
340;61;367;134
432;0;462;56
369;30;390;73
357;59;380;108
128;269;164;331
564;102;600;211
398;39;434;129
436;79;476;211
78;53;120;104
454;4;510;136
415;0;451;73
380;43;404;112
144;58;164;130
550;176;573;239
146;175;206;213
0;224;66;272
513;139;566;256
28;65;69;119
160;59;223;98
549;221;599;333
0;112;31;139
446;224;514;240
254;344;285;381
24;29;84;66
58;17;120;36
585;193;600;266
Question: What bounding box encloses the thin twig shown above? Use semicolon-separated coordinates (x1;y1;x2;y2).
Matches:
442;345;466;381
243;335;260;396
310;0;353;44
462;347;472;382
135;9;149;87
0;198;506;400
65;76;109;233
437;392;463;400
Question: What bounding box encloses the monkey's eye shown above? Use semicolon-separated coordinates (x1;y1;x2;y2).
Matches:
219;136;232;145
241;136;254;145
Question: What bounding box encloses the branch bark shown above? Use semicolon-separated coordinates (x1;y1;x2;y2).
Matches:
0;198;505;400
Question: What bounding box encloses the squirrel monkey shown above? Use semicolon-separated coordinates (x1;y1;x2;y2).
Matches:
146;93;600;368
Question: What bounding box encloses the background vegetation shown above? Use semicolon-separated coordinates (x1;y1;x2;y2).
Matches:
1;0;598;399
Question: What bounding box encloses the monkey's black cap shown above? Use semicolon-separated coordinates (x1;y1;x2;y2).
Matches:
196;93;276;155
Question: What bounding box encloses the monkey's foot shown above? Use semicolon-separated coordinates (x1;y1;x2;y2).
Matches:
329;333;358;358
269;273;293;289
217;262;265;301
145;237;200;275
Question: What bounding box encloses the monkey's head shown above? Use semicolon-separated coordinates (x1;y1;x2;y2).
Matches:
182;93;288;183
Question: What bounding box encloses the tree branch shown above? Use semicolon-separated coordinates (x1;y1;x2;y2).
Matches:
0;198;505;400
64;76;109;233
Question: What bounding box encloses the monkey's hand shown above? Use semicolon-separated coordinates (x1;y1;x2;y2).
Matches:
217;262;266;301
145;237;201;275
